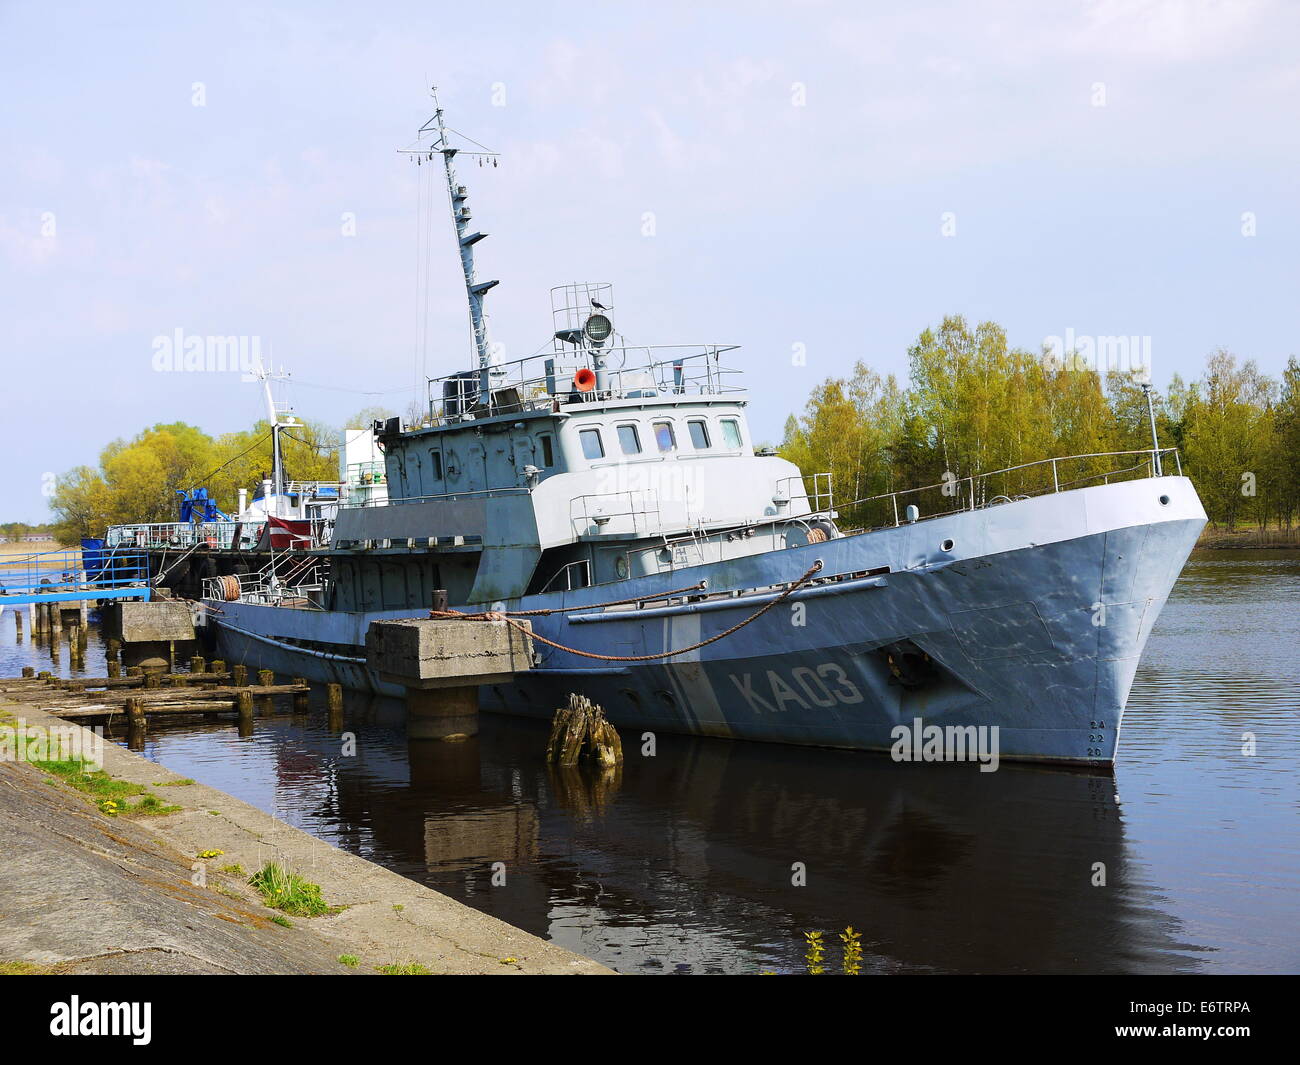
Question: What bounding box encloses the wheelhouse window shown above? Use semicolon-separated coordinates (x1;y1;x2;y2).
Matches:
617;424;642;455
720;419;743;449
687;420;711;449
579;428;605;460
652;421;676;452
539;434;554;467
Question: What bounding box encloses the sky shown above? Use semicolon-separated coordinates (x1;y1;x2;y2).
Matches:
2;0;1298;522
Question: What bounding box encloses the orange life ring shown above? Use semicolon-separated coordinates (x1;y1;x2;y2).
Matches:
573;367;596;392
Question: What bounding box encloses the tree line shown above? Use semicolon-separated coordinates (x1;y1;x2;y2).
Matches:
779;315;1300;533
47;411;387;543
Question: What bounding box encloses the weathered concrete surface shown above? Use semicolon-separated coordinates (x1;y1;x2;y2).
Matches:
0;758;356;974
366;617;533;689
102;600;197;643
0;704;609;975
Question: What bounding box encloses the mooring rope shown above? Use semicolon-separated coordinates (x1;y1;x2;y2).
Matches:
429;560;823;662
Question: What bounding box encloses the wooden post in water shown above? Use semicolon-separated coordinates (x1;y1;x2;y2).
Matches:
232;664;248;687
546;694;623;768
21;667;34;678
126;697;145;732
210;660;225;674
292;677;309;713
13;609;22;641
144;671;161;690
190;655;205;674
257;669;275;714
326;683;343;731
107;659;121;679
237;689;254;736
126;666;143;678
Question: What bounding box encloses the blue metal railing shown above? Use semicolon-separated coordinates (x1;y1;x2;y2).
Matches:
0;547;153;605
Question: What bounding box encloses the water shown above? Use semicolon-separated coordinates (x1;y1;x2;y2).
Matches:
3;549;1296;974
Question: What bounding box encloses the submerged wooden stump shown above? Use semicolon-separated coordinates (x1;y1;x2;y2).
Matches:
546;694;623;768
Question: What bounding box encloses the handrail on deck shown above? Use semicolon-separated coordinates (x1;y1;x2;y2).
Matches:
836;448;1182;529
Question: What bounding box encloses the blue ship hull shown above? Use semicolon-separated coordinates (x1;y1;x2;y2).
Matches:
207;476;1206;766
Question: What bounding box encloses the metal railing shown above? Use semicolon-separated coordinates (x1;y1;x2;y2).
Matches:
202;553;326;606
0;548;152;604
837;448;1183;531
569;489;665;538
539;558;591;593
775;472;833;513
345;461;386;485
338;486;529;510
425;344;743;426
106;520;266;551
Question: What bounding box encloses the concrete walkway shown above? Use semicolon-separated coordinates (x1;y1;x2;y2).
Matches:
0;702;610;975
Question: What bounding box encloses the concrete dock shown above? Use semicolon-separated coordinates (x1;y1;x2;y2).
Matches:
0;702;610;975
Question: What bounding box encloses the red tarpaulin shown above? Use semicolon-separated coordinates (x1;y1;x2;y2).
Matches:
258;516;312;550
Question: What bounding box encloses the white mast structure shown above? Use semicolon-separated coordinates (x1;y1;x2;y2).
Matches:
399;86;500;408
250;352;294;517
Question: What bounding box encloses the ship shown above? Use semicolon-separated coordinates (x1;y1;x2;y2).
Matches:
200;90;1207;767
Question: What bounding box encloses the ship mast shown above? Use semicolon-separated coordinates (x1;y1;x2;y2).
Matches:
250;351;292;516
401;86;500;407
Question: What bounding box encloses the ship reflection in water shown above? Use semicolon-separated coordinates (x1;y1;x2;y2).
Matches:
8;551;1297;973
121;703;1197;975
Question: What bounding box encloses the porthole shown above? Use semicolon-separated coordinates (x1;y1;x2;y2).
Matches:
941;538;955;552
1159;495;1170;506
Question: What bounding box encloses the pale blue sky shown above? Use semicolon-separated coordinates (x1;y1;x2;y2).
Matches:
2;0;1298;521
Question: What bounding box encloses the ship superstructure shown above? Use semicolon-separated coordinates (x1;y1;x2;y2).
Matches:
200;91;1207;766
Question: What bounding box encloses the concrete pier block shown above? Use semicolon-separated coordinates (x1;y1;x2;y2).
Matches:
366;617;533;742
407;686;480;740
365;617;534;691
102;600;197;644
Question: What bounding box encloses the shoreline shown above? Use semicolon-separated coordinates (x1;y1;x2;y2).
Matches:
0;701;610;975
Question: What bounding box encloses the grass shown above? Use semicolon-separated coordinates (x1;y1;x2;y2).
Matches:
376;963;432;975
338;954;359;967
248;862;335;917
0;960;54;975
219;863;246;876
152;778;195;787
270;915;293;928
23;746;180;818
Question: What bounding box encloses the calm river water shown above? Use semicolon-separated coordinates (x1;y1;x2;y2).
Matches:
3;549;1296;974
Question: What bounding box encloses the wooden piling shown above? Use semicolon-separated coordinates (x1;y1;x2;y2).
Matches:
292;677;309;713
144;672;161;689
233;664;248;687
190;655;205;674
326;683;343;712
546;694;623;768
126;666;143;677
107;660;120;679
21;667;34;678
126;697;145;732
13;610;22;640
210;659;225;674
257;669;274;686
